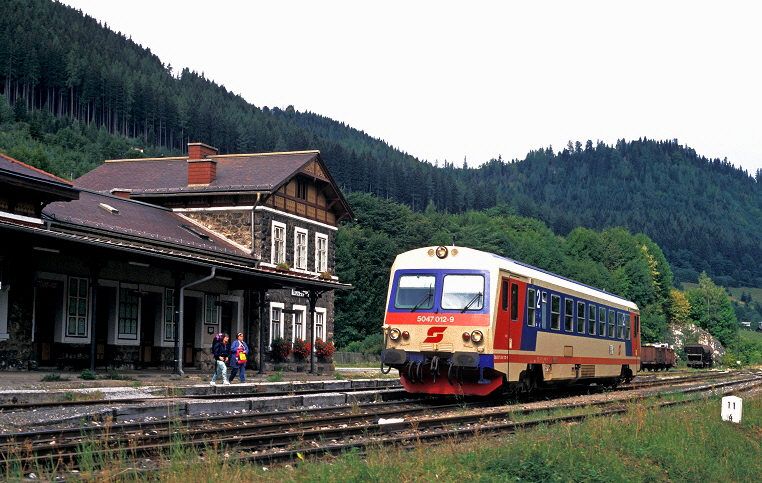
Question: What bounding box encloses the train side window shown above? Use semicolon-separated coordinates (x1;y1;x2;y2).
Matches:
550;294;560;330
608;309;615;338
576;301;585;333
511;283;519;321
626;314;632;340
501;280;509;311
633;315;639;339
564;298;573;332
598;307;606;336
618;313;626;339
527;288;536;327
588;304;597;335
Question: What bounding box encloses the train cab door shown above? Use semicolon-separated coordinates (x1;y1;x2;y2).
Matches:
495;276;528;378
495;278;511;353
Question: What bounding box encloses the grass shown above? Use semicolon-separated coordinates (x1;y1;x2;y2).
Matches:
4;394;761;482
40;372;70;382
267;371;284;382
59;390;104;402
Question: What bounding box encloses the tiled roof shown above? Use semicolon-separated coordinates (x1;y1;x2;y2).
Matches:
44;190;252;259
0;153;73;186
75;152;320;195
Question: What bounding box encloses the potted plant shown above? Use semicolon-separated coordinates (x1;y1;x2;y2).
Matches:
275;262;290;272
293;338;311;360
270;337;292;361
314;338;334;361
318;271;332;280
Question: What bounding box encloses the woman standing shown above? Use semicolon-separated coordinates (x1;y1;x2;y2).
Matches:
228;332;249;383
210;333;230;385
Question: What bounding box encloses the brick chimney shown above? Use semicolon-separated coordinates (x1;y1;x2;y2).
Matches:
187;142;218;185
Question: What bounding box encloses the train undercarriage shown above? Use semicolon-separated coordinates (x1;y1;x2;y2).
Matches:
382;349;634;396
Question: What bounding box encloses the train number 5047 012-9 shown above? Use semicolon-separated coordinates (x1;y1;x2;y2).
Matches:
416;315;455;323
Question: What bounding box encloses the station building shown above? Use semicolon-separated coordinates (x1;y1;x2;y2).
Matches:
0;143;353;372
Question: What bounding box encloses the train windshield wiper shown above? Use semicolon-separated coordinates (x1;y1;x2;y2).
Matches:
410;288;433;312
461;292;483;313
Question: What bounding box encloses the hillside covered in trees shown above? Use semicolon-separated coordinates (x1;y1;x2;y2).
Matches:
3;0;762;292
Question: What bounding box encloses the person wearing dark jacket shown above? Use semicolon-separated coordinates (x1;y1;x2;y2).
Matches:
228;332;249;383
210;333;231;385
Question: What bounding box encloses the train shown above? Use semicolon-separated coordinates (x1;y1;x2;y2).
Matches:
380;246;641;395
640;343;675;371
684;344;713;368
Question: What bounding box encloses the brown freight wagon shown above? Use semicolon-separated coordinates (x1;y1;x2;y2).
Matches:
685;344;713;368
640;344;676;371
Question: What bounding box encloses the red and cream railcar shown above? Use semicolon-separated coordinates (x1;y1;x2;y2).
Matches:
381;246;641;395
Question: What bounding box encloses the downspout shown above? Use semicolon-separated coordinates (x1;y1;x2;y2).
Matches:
250;193;262;267
175;266;216;376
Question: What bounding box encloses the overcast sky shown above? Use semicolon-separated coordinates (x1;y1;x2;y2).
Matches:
61;1;762;174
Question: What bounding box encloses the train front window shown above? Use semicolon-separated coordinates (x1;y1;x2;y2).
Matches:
395;275;436;310
441;275;484;311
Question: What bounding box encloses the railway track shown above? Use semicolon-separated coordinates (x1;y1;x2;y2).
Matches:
3;370;759;479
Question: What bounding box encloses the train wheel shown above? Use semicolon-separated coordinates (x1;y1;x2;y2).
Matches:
518;366;539;394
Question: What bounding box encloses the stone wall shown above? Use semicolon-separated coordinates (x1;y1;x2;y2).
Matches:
185;210;252;252
0;269;37;370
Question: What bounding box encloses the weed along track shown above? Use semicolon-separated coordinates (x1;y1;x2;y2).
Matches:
2;371;760;478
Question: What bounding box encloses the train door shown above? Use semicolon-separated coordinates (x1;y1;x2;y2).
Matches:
495;278;511;352
631;313;640;359
495;276;528;380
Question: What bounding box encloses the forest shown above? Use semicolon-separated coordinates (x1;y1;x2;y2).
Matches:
2;0;762;361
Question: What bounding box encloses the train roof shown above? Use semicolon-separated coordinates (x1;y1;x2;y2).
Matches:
393;246;639;311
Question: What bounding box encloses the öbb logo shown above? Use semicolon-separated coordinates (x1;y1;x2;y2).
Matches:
423;327;447;343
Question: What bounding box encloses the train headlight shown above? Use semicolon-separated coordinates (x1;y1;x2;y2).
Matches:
389;328;401;341
471;330;484;343
402;331;410;340
462;332;470;341
435;246;448;259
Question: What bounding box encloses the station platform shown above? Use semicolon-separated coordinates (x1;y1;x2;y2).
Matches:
0;367;400;430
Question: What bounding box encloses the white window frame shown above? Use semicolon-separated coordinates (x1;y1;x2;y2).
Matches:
164;288;176;342
294;228;308;271
117;284;140;340
315;233;328;273
271;221;287;265
205;294;220;326
291;304;306;343
269;302;284;348
66;276;89;338
314;307;326;342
